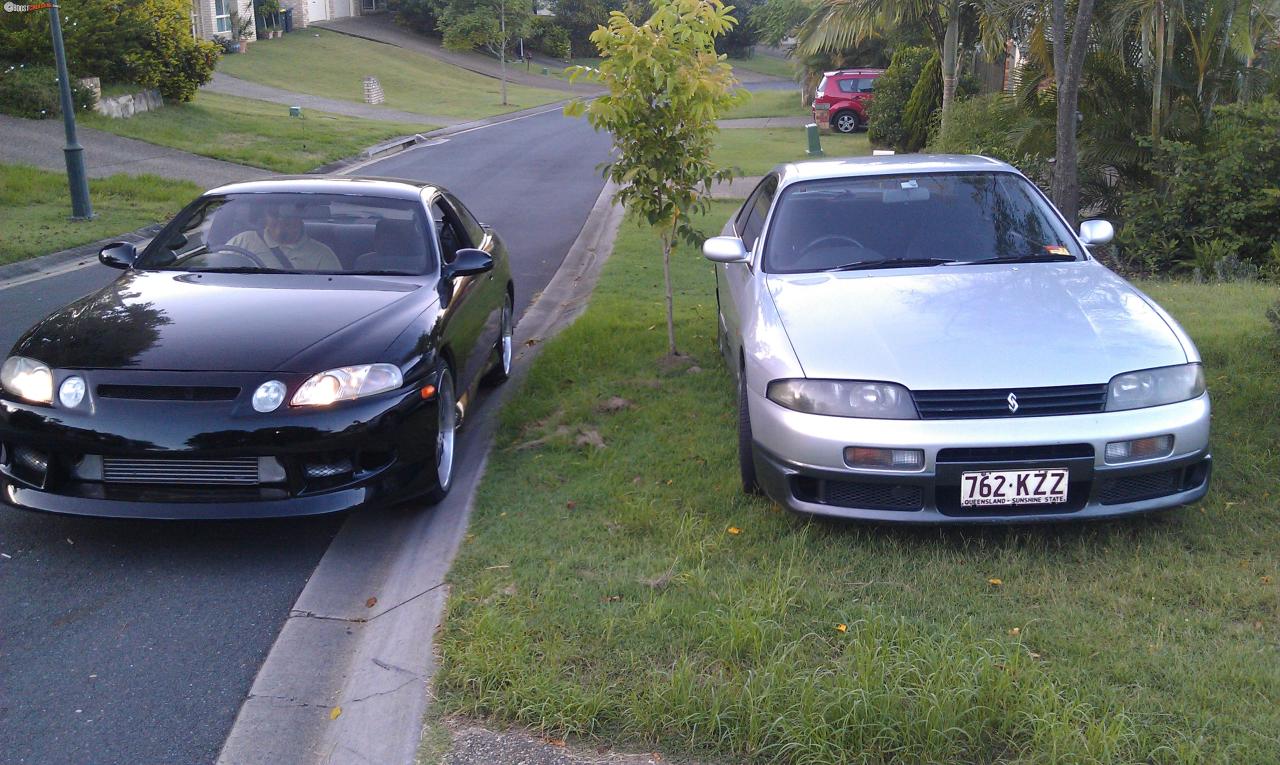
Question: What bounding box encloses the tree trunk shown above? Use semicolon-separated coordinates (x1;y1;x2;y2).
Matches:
1050;0;1098;227
661;227;677;356
1151;1;1165;145
939;0;960;135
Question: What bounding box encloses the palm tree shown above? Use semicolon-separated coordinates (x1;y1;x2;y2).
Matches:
792;0;987;133
1106;0;1181;143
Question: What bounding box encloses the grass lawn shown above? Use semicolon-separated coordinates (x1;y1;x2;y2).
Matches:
82;92;430;174
433;203;1279;762
713;128;871;175
0;164;198;265
730;54;798;80
724;89;810;120
218;29;566;120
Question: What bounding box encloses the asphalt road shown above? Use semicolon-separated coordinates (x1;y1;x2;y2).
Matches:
0;107;612;765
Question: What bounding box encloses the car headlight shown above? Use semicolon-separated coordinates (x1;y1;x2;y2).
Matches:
291;364;404;407
766;379;918;419
1;356;54;404
1105;363;1205;412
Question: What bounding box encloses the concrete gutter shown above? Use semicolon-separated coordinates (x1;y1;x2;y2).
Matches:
217;180;625;765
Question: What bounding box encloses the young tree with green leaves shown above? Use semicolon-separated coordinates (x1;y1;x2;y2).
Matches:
438;0;531;104
567;0;743;357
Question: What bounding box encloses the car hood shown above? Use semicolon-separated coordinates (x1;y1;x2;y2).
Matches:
765;262;1188;389
13;271;426;372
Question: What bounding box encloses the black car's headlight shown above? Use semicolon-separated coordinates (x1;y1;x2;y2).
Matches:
766;379;918;419
1;356;53;404
1105;363;1205;412
290;364;404;408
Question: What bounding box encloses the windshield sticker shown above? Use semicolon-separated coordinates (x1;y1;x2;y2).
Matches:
900;180;918;189
1044;245;1070;255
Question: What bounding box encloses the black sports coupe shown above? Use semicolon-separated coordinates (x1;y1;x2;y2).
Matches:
0;177;515;519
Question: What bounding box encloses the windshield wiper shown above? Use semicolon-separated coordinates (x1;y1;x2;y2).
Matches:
826;257;957;272
188;266;291;274
949;253;1077;265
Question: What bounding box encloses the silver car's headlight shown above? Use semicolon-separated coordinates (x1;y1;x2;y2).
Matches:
1105;363;1205;412
766;379;918;419
291;364;404;407
1;356;54;404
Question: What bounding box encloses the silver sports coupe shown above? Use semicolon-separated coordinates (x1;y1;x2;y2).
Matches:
704;155;1211;523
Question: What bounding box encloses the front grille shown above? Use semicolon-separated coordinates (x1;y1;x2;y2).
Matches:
102;457;260;485
97;384;239;401
1098;469;1181;505
793;477;923;511
913;384;1107;419
937;444;1094;463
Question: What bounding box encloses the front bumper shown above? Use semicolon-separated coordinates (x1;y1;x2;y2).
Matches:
749;389;1212;523
0;370;441;520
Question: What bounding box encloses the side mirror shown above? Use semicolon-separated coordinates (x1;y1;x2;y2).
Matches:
703;236;749;264
99;242;138;269
446;248;494;278
1079;219;1114;246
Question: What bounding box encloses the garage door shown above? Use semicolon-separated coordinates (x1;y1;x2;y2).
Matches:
332;0;353;16
307;0;328;22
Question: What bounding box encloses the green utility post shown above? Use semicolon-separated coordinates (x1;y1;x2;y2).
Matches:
49;0;93;219
805;123;824;157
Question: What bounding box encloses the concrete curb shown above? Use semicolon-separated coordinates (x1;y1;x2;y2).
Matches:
216;180;624;765
0;223;164;291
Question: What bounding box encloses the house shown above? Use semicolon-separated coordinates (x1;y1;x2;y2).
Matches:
189;0;387;40
191;0;257;41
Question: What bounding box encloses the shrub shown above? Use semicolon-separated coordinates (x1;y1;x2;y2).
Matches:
527;16;571;60
389;0;441;33
0;0;218;103
900;51;940;152
1117;98;1280;275
0;64;94;119
867;46;930;150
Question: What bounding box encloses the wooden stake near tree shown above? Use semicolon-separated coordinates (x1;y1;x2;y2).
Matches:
567;0;743;357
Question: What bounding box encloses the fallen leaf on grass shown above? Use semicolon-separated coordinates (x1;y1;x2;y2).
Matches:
514;425;572;451
727;526;741;535
1263;575;1273;585
603;594;622;602
686;366;703;375
987;578;1003;587
1008;627;1021;636
330;706;342;720
575;429;606;449
598;396;632;413
835;623;848;633
547;738;566;747
365;597;378;609
566;500;577;510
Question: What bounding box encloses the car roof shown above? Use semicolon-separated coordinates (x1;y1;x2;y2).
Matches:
203;175;440;201
822;69;885;77
773;154;1018;189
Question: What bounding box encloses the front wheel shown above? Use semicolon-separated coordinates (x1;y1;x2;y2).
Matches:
737;370;761;495
833;110;860;134
426;365;457;503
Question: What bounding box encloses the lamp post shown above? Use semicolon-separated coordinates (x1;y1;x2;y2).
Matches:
49;0;93;219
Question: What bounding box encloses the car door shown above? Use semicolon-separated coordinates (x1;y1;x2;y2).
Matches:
431;195;494;393
720;175;779;368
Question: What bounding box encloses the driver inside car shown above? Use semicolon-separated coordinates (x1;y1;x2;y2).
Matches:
226;202;340;271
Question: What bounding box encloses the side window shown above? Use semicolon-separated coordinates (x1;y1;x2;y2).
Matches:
858;78;876;93
443;193;486;246
430;199;471;265
739;176;779;252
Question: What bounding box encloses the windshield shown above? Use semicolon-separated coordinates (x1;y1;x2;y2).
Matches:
763;172;1084;274
138;192;436;275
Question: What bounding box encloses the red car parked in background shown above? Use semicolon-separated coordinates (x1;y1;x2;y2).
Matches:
811;68;885;133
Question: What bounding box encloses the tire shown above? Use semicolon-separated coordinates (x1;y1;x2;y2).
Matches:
833;110;860;134
483;294;514;386
737;369;761;495
426;365;457;504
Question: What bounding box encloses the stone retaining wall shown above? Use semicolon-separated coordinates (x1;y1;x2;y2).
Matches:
96;89;163;119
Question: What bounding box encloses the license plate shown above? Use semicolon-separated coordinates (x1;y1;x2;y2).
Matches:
960;468;1069;507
